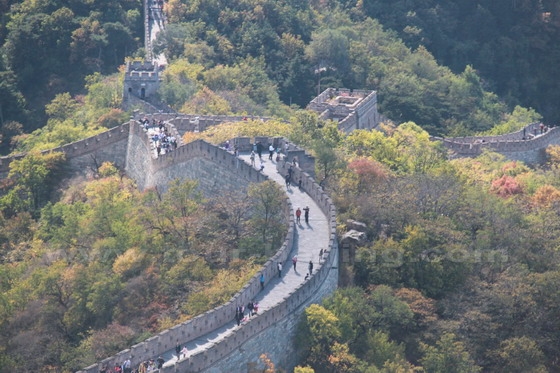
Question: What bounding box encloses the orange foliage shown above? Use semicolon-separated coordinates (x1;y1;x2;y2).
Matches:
490;175;523;197
395;288;438;326
532;185;560;208
347;157;388;185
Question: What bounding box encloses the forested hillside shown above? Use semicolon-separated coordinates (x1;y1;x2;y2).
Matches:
1;0;560;372
0;0;144;152
2;0;559;152
189;118;560;373
362;0;560;124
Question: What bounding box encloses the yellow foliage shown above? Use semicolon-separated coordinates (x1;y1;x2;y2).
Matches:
294;366;315;373
182;119;294;145
532;185;560;209
112;247;145;277
182;259;260;316
98;162;118;177
546;144;560;168
180;87;232;115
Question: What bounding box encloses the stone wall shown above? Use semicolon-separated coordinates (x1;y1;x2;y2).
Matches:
73;120;336;373
0;123;131;179
440;123;560;165
2;118;333;373
307;88;380;133
338;90;380;132
153;152;338;373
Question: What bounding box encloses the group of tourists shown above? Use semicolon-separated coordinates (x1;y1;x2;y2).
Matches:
100;341;192;373
141;118;178;157
100;355;165;373
235;300;259;326
295;206;310;224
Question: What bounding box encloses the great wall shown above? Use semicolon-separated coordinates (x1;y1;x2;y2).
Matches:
1;1;558;372
438;122;560;165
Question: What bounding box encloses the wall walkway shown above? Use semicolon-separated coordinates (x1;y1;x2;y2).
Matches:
439;122;560;164
72;121;337;372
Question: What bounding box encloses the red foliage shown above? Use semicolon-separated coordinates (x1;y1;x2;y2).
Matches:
490;175;523;197
347;157;388;184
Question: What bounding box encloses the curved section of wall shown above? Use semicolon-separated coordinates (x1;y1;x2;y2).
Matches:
80;125;300;373
193;167;338;373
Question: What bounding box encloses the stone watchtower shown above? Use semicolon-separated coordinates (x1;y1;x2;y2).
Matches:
307;88;381;133
123;60;161;102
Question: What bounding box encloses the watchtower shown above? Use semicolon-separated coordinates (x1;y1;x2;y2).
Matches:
123;60;161;102
307;88;381;133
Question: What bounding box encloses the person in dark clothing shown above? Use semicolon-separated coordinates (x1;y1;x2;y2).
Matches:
247;301;254;316
309;260;313;274
175;343;181;357
303;206;310;223
156;356;164;369
235;305;243;326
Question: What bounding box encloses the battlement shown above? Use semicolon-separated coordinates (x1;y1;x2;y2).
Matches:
123;60;160;100
68;122;337;373
307;88;381;133
440;122;560;164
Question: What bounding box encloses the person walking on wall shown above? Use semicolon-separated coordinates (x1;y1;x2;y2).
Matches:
292;255;298;270
303;206;310;224
156;356;165;369
250;151;256;167
296;208;301;224
277;261;282;278
180;345;188;359
260;272;265;290
269;144;275;160
309;260;314;275
235;305;243;326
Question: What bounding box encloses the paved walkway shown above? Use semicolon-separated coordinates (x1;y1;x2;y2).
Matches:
148;0;167;66
158;153;330;367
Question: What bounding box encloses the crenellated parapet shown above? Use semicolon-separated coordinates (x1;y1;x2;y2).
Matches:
440;122;560;164
307;87;381;132
70;120;337;373
0;124;131;179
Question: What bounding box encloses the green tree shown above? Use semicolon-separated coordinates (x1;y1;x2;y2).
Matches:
247;180;285;255
297;304;342;371
491;336;547;373
420;333;481;373
0;151;66;216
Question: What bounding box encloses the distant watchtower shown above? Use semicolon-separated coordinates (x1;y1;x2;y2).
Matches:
123;60;161;102
307;88;381;133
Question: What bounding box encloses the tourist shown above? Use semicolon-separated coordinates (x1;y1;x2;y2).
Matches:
250;151;256;167
156;356;164;369
303;206;310;223
180;345;189;359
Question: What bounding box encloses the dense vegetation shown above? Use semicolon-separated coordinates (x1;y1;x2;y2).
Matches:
360;0;560;124
0;154;286;371
1;0;560;372
197;118;560;373
3;0;559;150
